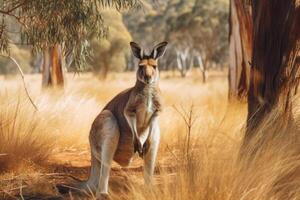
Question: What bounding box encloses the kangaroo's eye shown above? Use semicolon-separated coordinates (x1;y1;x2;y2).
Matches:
152;65;157;69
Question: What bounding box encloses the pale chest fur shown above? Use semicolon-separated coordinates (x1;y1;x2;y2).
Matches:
126;86;162;137
136;91;155;132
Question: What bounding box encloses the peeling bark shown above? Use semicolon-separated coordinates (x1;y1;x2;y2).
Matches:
228;0;253;100
42;45;64;88
245;0;300;140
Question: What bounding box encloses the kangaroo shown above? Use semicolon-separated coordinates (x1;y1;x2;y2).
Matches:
81;41;168;197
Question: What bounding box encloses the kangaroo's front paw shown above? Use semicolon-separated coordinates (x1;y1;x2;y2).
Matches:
134;138;151;158
134;139;143;155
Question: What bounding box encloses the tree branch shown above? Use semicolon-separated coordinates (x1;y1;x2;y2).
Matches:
0;0;28;15
0;1;28;28
0;55;38;111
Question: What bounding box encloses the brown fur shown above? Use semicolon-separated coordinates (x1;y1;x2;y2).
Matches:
96;80;162;165
83;42;167;196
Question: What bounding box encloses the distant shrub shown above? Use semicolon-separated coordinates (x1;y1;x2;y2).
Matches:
88;10;132;79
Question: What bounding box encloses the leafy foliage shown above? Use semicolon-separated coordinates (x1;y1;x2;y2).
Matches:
123;0;229;66
0;0;139;69
88;9;132;78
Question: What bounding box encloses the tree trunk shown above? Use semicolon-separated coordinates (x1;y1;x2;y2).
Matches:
202;58;207;84
176;49;190;78
42;45;64;88
194;51;206;83
228;0;253;100
245;0;300;141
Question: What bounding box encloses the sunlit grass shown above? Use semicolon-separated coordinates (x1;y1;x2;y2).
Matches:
0;71;299;199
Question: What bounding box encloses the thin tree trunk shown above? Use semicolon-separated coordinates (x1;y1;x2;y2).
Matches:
245;0;300;141
176;48;191;78
228;0;253;100
51;45;64;86
195;52;206;83
202;58;208;84
100;62;109;80
42;48;51;87
42;45;64;88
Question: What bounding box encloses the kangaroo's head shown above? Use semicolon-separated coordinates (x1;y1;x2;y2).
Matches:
130;42;168;85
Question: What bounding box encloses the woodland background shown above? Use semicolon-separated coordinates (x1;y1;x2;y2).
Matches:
0;0;300;199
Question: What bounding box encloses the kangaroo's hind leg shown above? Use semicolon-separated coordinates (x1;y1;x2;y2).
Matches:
88;110;120;196
143;120;160;185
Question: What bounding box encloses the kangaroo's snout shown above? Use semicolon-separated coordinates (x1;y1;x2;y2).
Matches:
144;74;151;83
143;65;155;84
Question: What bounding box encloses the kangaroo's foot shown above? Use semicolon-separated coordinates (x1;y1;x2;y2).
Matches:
96;192;110;200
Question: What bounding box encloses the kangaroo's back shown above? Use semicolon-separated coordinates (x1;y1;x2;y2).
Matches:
98;87;136;166
102;87;133;134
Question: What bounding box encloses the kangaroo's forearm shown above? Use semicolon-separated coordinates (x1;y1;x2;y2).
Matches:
125;111;138;139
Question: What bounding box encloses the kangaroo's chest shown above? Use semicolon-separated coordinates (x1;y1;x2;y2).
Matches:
125;87;162;137
135;94;155;132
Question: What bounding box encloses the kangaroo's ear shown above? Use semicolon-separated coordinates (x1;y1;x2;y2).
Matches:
151;41;168;59
130;42;143;59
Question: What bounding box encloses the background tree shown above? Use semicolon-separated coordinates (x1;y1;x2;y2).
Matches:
88;10;132;79
228;0;252;100
245;0;300;141
41;45;64;87
123;0;229;78
0;0;138;87
171;0;229;79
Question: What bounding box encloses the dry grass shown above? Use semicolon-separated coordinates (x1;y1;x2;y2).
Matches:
0;70;299;200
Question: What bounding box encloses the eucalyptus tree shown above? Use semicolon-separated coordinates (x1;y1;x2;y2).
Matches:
0;0;138;87
88;9;132;79
245;0;300;141
123;0;228;78
167;0;228;78
228;0;252;100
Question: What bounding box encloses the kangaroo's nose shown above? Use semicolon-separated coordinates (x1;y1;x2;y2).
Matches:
144;75;151;82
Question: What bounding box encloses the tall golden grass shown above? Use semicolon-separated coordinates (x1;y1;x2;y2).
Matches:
0;71;299;199
120;102;300;200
